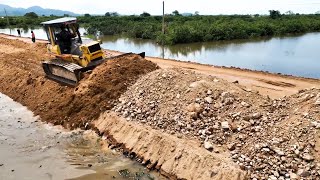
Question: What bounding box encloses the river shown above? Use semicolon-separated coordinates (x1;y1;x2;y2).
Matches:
0;93;164;180
1;28;319;79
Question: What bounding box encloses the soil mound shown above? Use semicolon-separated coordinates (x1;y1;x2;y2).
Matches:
55;54;159;129
113;68;320;179
0;37;158;130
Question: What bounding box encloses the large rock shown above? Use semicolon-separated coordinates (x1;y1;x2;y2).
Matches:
289;173;299;180
252;112;262;119
204;97;213;104
241;101;250;108
297;169;311;177
221;121;230;130
204;141;214;151
301;153;314;161
311;121;320;129
186;103;202;113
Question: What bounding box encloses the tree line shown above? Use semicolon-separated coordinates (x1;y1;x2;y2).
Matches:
1;11;320;44
79;11;320;44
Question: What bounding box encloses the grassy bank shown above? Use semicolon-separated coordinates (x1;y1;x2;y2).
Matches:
2;14;320;44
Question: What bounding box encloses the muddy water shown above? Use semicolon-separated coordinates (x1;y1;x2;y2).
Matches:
0;93;165;180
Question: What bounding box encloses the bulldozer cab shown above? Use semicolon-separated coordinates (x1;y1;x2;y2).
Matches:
41;17;82;55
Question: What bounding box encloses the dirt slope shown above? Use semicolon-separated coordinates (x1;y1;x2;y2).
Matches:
95;112;248;180
0;37;158;129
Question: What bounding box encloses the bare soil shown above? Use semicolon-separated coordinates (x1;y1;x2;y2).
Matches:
0;37;158;130
0;35;319;179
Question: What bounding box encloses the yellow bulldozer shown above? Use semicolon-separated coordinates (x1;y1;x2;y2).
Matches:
41;17;144;86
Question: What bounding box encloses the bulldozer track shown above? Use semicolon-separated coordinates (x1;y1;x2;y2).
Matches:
42;60;83;86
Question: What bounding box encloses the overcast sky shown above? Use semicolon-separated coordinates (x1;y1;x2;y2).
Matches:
1;0;320;15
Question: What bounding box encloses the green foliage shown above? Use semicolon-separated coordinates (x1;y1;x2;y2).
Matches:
3;14;320;45
172;10;180;16
140;12;151;17
84;13;91;17
269;10;281;19
0;16;56;28
112;12;119;17
24;12;38;18
77;14;320;44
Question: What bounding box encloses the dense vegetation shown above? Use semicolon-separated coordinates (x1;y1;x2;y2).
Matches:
2;11;320;44
0;15;57;29
80;13;320;44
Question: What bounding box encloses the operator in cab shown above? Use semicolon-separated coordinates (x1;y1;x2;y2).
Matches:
56;25;76;54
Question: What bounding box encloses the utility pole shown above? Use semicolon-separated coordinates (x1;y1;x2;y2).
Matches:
4;8;11;34
4;8;9;26
162;1;165;34
161;1;165;55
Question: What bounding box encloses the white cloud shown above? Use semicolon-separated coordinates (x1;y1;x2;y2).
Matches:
0;0;319;15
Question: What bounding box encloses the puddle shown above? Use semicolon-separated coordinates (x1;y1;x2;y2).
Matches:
0;93;166;180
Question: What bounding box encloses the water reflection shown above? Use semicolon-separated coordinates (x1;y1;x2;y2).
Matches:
99;34;320;79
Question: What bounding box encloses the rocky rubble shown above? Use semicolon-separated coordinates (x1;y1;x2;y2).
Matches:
112;68;320;179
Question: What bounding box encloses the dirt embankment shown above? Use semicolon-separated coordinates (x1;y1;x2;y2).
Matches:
95;113;247;180
0;37;158;129
111;68;320;179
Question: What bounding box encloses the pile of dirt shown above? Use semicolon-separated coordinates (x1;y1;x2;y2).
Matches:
0;37;158;130
113;68;320;179
55;54;159;129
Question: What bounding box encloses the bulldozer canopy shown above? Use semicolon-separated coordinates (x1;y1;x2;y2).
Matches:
41;17;77;27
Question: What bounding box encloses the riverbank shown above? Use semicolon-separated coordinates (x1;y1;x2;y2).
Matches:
0;93;164;180
0;35;319;179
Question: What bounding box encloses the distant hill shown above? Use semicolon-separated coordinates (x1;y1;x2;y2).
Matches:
0;4;78;16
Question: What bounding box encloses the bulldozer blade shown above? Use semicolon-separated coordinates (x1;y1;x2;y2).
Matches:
42;60;82;86
86;52;146;69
